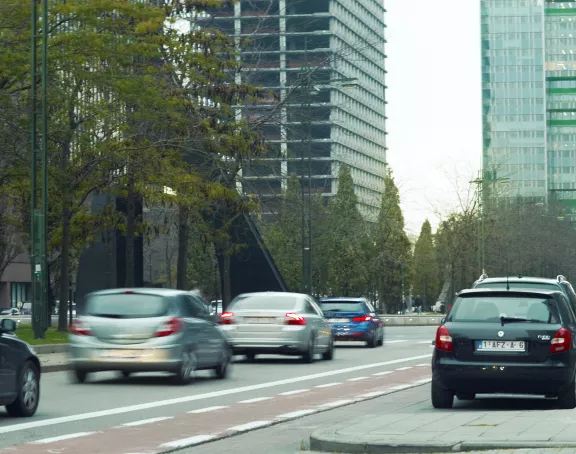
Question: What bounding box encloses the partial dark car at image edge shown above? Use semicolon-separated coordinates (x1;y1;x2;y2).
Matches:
0;319;41;417
432;288;576;409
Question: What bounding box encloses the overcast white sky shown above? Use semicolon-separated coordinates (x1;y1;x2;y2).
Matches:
385;0;482;237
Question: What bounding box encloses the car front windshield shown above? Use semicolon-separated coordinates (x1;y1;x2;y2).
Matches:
449;296;560;324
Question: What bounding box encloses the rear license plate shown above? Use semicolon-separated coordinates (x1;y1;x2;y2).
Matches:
100;350;142;359
245;317;274;324
476;340;526;352
329;318;350;323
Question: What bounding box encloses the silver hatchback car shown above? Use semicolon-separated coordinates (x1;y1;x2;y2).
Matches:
219;292;334;362
68;288;231;384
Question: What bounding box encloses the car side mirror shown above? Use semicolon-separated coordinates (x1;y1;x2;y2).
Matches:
1;319;17;332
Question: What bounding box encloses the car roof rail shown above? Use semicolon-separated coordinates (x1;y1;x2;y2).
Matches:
558;275;567;283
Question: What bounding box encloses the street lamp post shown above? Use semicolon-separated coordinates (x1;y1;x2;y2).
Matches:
30;0;49;339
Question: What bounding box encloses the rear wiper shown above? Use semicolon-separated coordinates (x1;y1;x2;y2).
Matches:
500;315;544;325
89;313;126;319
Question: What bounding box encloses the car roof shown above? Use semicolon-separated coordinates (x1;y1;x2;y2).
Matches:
319;297;366;302
87;288;186;297
459;288;563;298
236;292;307;298
476;277;563;285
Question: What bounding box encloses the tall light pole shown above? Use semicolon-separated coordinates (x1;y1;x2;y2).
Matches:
30;0;49;339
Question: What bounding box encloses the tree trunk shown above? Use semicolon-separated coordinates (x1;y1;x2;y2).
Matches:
58;139;72;332
125;186;136;287
166;238;172;288
176;205;189;290
219;246;231;311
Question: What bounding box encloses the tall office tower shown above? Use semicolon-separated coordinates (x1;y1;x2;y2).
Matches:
482;0;576;204
198;0;388;220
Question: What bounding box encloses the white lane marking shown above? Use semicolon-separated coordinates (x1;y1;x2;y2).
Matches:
357;391;388;398
187;406;228;414
276;409;316;418
0;353;431;435
417;340;433;344
160;435;215;448
396;367;412;371
372;371;393;376
383;340;407;344
278;389;309;396
413;378;432;385
347;376;369;381
318;399;355;408
31;432;96;444
315;382;341;388
121;416;173;427
238;397;273;404
228;421;271;431
416;363;429;367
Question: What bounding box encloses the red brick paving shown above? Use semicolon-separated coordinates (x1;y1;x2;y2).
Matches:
2;366;431;454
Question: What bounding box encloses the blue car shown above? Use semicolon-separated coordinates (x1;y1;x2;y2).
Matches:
318;298;384;348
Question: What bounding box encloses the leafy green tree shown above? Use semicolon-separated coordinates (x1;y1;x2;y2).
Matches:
265;174;303;292
325;165;367;296
412;219;439;310
373;170;412;313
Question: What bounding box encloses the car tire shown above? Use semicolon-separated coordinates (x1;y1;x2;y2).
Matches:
214;348;231;379
431;378;454;409
173;351;197;385
367;334;378;348
378;330;384;346
302;336;316;363
322;336;334;361
6;361;40;417
245;353;256;362
72;369;88;384
120;371;131;379
558;379;576;409
456;393;476;400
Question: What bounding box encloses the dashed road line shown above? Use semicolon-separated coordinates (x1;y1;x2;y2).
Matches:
396;366;413;371
31;432;97;444
121;417;173;427
347;376;369;381
238;397;273;404
278;389;309;396
372;371;393;376
187;406;229;414
315;382;341;388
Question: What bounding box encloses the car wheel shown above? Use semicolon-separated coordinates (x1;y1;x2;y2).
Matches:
6;361;40;417
456;393;476;400
174;351;197;385
322;336;334;361
558;378;576;409
302;336;316;363
367;333;378;348
214;348;231;379
431;378;454;409
378;330;384;346
120;371;131;379
72;369;88;384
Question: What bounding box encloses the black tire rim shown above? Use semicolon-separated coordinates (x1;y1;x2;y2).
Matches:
22;368;38;411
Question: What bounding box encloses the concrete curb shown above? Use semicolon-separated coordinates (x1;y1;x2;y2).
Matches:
34;344;68;355
42;363;71;373
309;431;576;453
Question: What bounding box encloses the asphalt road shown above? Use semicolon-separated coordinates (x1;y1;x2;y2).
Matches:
0;326;436;452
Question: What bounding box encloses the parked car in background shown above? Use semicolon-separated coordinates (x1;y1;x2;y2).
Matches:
0;319;41;417
68;288;231;385
318;297;384;348
219;292;334;362
0;308;19;316
432;288;576;409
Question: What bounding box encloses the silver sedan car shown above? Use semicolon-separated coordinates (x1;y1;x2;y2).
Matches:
68;288;231;384
218;292;334;362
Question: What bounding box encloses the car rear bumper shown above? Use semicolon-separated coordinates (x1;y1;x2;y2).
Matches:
221;326;309;355
68;345;183;373
433;357;574;395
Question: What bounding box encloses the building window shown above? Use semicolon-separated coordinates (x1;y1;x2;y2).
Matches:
10;282;30;308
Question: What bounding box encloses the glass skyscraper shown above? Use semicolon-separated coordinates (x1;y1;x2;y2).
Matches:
482;0;576;203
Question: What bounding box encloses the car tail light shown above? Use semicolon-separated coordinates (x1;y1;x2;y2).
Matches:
154;318;182;337
352;315;372;322
551;328;571;354
435;325;452;352
285;312;306;325
219;312;235;325
69;319;92;336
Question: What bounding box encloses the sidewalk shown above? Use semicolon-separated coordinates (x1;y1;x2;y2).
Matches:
310;384;576;453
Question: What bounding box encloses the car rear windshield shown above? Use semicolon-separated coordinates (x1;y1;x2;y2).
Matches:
319;302;366;313
229;295;299;311
476;282;561;293
86;293;171;318
449;296;560;324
